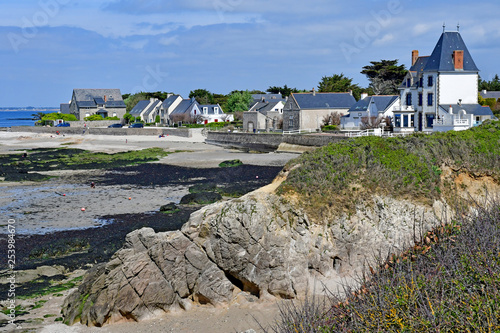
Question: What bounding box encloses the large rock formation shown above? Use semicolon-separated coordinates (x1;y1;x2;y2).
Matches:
62;184;443;326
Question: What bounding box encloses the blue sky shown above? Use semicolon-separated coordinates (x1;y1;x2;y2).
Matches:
1;0;500;107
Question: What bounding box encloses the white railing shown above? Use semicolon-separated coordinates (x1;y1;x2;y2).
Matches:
344;128;382;137
282;129;314;135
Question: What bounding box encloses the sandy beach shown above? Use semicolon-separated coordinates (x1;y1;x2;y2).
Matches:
0;130;299;332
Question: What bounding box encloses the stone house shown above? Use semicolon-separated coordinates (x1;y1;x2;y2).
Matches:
283;91;356;131
243;99;285;132
69;89;126;120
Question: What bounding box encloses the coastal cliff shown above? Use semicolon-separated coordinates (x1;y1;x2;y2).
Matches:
62;121;500;327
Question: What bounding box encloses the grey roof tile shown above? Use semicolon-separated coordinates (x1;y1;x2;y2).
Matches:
439;104;494;116
424;32;479;72
293;92;356;109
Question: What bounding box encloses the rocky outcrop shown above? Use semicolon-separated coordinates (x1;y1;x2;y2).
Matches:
62;186;444;327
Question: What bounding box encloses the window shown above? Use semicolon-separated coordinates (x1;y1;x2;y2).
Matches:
403;115;408;127
358;113;362;117
394;114;401;127
214;107;219;114
418;93;423;106
428;75;433;87
288;116;293;127
203;107;208;114
419;77;423;87
410;114;414;127
426;114;435;128
406;93;412;106
406;78;411;87
427;93;434;106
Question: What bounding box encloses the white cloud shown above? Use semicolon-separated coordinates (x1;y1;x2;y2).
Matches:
158;35;178;46
373;33;394;46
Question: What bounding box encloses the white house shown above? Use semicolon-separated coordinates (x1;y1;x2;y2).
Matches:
393;29;494;134
199;104;233;124
341;94;399;130
160;94;183;125
129;98;162;123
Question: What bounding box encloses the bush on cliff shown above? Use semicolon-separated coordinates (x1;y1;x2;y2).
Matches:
279;120;500;218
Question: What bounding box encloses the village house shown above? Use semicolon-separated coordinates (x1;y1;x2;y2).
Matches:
160;95;183;125
68;89;126;120
168;97;201;124
129;98;162;124
283;90;356;132
243;94;286;132
198;104;233;124
341;94;399;130
393;29;495;134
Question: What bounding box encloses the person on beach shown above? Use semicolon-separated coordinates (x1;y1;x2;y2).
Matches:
90;182;95;189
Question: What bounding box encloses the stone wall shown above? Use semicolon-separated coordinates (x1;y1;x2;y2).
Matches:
206;131;348;150
9;126;192;138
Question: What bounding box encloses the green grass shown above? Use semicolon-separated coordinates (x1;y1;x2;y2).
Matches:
278;120;500;218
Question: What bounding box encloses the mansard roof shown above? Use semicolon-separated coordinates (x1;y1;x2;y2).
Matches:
423;32;479;72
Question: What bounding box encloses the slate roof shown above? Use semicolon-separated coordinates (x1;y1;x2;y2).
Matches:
292;93;356;109
60;103;70;114
423;32;479;72
199;104;224;115
480;91;500;100
142;100;162;118
162;95;182;109
349;95;398;114
170;98;199;115
249;100;283;113
439;104;494;116
252;93;284;102
73;89;126;108
129;100;151;116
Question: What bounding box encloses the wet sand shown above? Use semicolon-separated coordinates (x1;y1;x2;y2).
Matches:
0;130;300;332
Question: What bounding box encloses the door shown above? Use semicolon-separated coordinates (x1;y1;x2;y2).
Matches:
418;112;423;131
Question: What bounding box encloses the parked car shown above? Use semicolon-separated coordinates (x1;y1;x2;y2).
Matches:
108;123;123;128
55;122;70;127
128;123;144;128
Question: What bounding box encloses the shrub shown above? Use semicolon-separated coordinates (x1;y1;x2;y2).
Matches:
84;114;104;121
42;113;77;122
321;125;338;131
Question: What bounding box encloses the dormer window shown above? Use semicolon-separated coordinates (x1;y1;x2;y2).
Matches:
203;107;208;114
214;107;219;114
406;78;411;87
427;76;433;87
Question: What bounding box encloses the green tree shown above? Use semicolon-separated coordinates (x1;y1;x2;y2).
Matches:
189;89;214;104
317;73;364;100
267;85;301;97
361;59;407;95
479;74;500;91
123;113;133;124
41;113;77;121
124;92;147;112
225;90;253;112
155;115;161;123
31;112;46;121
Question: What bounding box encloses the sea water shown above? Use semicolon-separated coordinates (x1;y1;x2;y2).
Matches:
0;110;53;127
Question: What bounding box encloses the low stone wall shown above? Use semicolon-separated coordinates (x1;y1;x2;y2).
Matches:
9;126;192;138
206;132;348;150
68;120;122;128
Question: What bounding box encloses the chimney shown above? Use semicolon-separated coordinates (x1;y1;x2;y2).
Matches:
348;89;353;96
449;105;453;114
104;95;107;102
453;50;464;70
412;50;419;66
361;93;368;100
312;88;316;96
